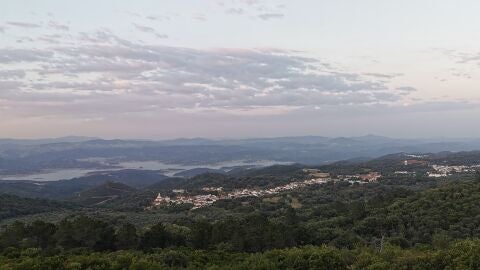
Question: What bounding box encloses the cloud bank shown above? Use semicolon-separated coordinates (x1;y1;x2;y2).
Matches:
0;28;415;120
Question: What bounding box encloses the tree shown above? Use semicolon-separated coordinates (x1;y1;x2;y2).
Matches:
27;220;57;249
115;223;138;250
190;220;212;249
55;216;115;251
285;207;299;226
0;221;27;249
140;223;170;250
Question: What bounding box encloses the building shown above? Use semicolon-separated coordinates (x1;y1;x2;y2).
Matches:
427;172;447;178
359;172;382;182
153;194;171;205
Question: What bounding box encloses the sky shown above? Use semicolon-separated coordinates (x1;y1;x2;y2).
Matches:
1;0;480;139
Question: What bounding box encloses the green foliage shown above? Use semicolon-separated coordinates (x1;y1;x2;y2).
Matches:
140;224;172;250
4;158;480;268
3;241;480;269
5;179;480;254
116;224;139;250
0;194;75;220
55;216;116;251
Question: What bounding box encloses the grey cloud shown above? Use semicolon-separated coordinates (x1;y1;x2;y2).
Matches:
0;48;53;63
455;52;480;64
363;72;403;79
48;20;69;31
258;13;284;20
155;33;168;39
320;100;479;117
132;23;168;39
0;30;414;118
133;23;155;33
395;86;417;92
221;0;286;20
37;57;157;77
451;71;472;79
219;0;260;6
0;70;26;79
434;49;479;78
6;21;41;28
125;11;142;18
192;13;207;21
37;34;64;44
0;81;23;98
30;81;116;92
437;48;480;67
240;0;260;5
146;14;174;21
16;36;35;43
226;8;245;15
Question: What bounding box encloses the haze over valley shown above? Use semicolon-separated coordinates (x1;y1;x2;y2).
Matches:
3;135;480;182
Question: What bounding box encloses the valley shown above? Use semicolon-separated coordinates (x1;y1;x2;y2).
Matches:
3;135;480;179
0;159;291;181
2;138;480;269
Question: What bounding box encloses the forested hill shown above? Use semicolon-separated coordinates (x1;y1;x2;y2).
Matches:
3;178;480;251
1;157;480;268
72;181;137;206
2;178;480;268
0;169;167;200
355;180;480;245
318;150;480;174
0;194;77;220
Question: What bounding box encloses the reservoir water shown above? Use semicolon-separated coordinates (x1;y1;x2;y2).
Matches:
0;160;293;181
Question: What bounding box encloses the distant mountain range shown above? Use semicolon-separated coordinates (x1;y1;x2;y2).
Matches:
2;135;480;177
0;136;99;146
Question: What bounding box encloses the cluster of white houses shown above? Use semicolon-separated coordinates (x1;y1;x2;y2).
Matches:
153;177;330;209
395;159;480;178
428;164;480;178
152;169;383;209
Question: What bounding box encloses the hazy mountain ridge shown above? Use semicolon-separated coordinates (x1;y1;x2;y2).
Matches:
1;150;480;204
2;135;480;176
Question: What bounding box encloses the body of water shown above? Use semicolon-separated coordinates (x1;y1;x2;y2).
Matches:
0;160;293;181
0;168;106;181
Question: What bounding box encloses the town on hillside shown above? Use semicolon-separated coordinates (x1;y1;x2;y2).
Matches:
151;169;382;209
151;156;480;210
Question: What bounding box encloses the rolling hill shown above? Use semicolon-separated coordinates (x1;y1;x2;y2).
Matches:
72;181;136;206
0;194;77;221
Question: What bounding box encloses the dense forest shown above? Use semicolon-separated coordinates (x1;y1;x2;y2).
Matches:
0;194;77;220
2;240;480;269
1;153;480;269
1;173;480;268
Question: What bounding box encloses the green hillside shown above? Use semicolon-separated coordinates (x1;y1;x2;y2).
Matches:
1;156;480;269
0;194;76;221
72;181;137;205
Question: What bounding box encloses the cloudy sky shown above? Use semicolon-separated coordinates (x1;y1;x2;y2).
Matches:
1;0;480;139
